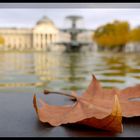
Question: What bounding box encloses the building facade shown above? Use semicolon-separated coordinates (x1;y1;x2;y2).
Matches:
0;16;93;51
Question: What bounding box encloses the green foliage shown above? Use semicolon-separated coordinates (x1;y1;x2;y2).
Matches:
93;20;130;50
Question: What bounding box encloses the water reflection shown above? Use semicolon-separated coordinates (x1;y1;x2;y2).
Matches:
0;51;140;92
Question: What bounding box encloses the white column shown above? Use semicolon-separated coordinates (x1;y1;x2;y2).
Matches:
50;34;52;43
33;33;36;50
37;34;39;48
37;34;40;50
36;34;39;50
45;34;48;46
40;34;43;50
47;34;50;44
35;34;37;49
33;34;34;49
44;34;47;50
43;34;45;50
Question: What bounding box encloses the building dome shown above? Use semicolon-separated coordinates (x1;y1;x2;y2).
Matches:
36;16;54;25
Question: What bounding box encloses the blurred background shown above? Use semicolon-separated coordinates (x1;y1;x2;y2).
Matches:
0;8;140;94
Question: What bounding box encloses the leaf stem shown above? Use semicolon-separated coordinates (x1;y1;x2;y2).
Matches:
44;90;77;100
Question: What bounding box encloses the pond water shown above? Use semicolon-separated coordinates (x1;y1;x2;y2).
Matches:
0;51;140;93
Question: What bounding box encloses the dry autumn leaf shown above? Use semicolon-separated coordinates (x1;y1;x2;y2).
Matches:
119;85;140;117
33;74;140;133
82;75;140;117
33;75;123;133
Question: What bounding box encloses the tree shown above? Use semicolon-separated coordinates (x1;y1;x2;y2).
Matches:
93;20;130;51
129;27;140;42
0;36;4;45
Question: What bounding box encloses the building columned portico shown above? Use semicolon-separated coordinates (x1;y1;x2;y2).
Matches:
33;16;59;51
0;16;62;51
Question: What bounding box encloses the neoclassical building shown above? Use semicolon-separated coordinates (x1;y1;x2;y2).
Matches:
0;16;70;51
0;16;93;51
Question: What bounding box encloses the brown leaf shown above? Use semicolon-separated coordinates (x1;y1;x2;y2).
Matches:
83;75;140;117
33;75;123;133
33;74;140;132
119;85;140;117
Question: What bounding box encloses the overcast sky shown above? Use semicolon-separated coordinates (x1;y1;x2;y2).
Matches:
0;8;140;29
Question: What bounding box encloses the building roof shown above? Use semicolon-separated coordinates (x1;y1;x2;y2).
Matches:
36;16;54;25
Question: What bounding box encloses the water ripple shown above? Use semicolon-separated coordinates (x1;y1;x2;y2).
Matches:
0;51;140;92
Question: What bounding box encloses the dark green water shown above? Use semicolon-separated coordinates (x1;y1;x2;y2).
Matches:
0;51;140;93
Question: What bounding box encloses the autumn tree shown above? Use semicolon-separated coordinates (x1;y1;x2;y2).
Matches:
93;20;130;51
0;36;4;45
128;27;140;42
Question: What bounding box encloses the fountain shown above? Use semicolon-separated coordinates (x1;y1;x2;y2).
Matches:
55;15;93;52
